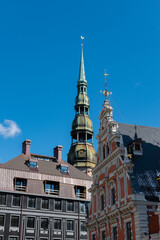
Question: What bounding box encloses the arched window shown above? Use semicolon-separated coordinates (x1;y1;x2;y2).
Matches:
103;145;105;159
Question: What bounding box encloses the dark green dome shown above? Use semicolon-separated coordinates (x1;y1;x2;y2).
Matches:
72;115;93;133
75;93;89;106
68;143;96;167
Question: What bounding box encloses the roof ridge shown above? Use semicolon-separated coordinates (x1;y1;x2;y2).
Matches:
119;123;160;129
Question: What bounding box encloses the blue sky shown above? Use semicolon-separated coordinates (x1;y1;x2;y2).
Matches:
0;0;160;163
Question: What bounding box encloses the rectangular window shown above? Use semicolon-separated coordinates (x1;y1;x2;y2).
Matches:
11;216;19;227
25;238;34;240
45;181;59;195
67;201;74;211
29;161;37;168
101;231;105;240
80;202;85;213
41;218;48;230
42;198;49;209
113;227;118;240
135;143;141;151
126;222;132;240
59;165;68;173
100;194;104;211
15;178;27;192
80;221;86;231
0;194;6;205
55;200;61;211
67;220;74;231
54;219;61;230
111;188;116;205
27;217;35;229
9;238;18;240
28;197;36;208
75;186;86;199
92;234;96;240
0;216;4;226
12;195;21;207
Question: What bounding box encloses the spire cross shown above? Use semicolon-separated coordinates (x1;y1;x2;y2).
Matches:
100;69;111;100
104;69;109;96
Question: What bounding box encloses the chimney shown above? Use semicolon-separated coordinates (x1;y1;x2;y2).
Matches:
22;139;31;156
54;145;63;162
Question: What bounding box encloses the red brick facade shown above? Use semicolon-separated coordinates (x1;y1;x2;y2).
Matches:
88;99;160;240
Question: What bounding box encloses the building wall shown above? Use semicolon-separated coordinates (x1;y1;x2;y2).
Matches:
0;162;92;240
0;191;89;240
0;168;91;200
88;100;160;240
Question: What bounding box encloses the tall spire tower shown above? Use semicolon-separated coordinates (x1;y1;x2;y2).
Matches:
67;40;96;176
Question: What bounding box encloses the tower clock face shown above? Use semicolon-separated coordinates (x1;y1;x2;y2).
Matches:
78;150;86;157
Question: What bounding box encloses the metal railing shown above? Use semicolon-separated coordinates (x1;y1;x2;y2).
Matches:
15;185;26;192
45;189;59;195
76;192;86;199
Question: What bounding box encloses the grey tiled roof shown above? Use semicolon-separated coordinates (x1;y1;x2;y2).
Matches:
0;153;92;181
119;123;160;201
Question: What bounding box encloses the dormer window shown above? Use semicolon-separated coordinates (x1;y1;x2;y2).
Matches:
135;143;141;151
57;164;69;174
27;159;38;169
132;138;143;155
29;161;37;168
60;165;68;173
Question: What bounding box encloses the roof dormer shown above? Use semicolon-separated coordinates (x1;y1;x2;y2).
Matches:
26;158;38;169
57;164;69;174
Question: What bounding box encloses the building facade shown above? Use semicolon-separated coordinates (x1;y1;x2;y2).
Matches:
67;44;96;176
88;87;160;239
0;139;92;240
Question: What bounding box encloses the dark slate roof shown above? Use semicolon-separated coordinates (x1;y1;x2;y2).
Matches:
0;153;92;181
119;123;160;201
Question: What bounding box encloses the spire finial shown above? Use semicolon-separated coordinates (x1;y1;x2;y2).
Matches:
81;36;85;46
78;36;86;82
100;69;112;100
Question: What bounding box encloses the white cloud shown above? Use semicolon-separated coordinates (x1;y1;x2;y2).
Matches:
0;119;21;138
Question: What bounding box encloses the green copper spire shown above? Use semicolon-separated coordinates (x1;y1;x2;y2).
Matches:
67;42;96;176
78;44;86;83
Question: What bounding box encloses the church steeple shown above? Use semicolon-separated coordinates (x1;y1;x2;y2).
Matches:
67;41;96;176
78;44;86;83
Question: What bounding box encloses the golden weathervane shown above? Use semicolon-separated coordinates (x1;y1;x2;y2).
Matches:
100;69;112;99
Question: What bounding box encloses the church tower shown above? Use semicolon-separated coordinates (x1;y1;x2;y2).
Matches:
67;43;96;176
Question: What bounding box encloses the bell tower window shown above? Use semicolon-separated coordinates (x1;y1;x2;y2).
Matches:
80;107;84;114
